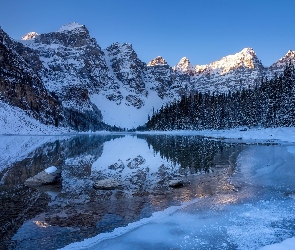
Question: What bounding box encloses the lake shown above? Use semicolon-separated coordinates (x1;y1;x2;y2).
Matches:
1;134;295;249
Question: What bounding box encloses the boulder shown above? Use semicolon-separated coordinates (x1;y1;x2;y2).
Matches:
93;179;120;190
25;166;61;186
168;179;184;188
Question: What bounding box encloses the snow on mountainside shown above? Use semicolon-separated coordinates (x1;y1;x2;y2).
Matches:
19;22;111;130
1;22;294;132
0;100;71;135
0;27;65;128
91;45;176;128
196;48;262;74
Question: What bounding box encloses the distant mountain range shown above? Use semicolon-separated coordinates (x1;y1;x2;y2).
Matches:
0;22;294;131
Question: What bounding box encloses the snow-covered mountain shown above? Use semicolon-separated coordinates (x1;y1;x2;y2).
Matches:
188;48;265;92
1;22;294;131
173;57;195;75
269;50;295;74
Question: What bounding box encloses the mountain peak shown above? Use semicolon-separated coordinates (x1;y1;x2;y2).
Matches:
57;22;87;33
209;48;261;73
240;47;256;55
21;32;39;40
173;57;194;74
147;56;167;66
270;49;295;70
285;50;295;58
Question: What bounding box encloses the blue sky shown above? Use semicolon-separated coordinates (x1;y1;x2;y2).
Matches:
0;0;294;66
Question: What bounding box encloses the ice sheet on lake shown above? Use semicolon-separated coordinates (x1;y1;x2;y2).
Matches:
236;145;295;190
60;196;295;250
61;143;295;250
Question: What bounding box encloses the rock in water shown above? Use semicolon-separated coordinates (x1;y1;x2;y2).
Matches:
93;179;120;190
168;179;184;188
24;167;61;186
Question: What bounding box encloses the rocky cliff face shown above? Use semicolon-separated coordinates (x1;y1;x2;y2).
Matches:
18;23;112;130
144;56;191;99
0;28;63;127
174;48;295;93
104;42;147;108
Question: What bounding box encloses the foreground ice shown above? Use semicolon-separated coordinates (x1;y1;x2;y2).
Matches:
61;143;295;249
261;237;295;250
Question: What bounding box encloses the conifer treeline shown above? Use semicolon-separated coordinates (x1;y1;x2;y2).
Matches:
143;62;295;131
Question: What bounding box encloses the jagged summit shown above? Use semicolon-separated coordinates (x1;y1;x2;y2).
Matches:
270;50;295;71
57;22;87;33
173;57;194;75
147;56;168;66
284;50;295;59
195;48;262;75
21;32;39;40
240;47;256;55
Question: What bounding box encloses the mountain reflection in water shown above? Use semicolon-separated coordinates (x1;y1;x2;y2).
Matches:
0;134;245;250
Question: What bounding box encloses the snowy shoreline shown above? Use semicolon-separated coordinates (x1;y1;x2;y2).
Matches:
3;126;295;143
138;127;295;143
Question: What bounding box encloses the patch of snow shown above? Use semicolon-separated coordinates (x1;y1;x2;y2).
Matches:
90;91;164;129
44;166;57;174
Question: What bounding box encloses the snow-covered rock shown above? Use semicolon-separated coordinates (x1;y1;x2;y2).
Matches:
268;50;295;76
24;167;61;186
190;48;265;93
173;57;195;75
147;56;168;66
44;166;57;174
21;32;39;40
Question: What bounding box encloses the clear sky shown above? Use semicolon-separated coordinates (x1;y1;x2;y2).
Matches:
0;0;294;67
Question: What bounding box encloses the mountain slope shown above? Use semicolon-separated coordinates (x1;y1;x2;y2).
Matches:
19;23;112;130
0;28;64;127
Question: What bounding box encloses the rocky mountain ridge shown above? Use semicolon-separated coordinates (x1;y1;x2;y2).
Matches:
1;22;294;130
175;48;295;93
